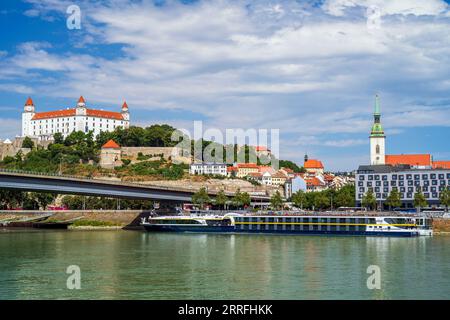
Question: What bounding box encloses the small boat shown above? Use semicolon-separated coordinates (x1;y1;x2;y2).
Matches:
141;213;431;237
32;221;72;229
32;217;83;229
0;214;53;228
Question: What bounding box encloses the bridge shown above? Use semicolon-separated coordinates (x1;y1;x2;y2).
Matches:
0;169;270;203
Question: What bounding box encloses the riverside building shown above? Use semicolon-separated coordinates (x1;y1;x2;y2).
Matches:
355;95;450;208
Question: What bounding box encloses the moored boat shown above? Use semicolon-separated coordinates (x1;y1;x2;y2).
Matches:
141;213;430;237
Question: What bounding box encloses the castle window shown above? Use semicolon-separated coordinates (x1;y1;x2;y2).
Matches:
376;144;380;154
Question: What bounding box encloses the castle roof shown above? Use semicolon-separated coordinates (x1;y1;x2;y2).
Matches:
25;97;34;106
31;108;125;120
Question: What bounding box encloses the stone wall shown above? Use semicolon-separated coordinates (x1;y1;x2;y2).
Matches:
121;146;191;164
0;137;52;161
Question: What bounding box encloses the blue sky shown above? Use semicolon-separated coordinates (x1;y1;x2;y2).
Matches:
0;0;449;171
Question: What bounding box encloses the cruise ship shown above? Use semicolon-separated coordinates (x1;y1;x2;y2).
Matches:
141;213;433;237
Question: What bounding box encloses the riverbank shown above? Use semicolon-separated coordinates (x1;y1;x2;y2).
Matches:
2;211;450;233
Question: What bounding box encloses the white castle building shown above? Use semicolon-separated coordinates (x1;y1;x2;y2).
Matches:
21;96;130;140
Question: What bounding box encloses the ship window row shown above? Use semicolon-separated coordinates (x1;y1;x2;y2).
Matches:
152;219;202;224
238;224;368;232
236;217;376;224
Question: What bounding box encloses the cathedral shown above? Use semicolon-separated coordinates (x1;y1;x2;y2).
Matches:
21;96;130;140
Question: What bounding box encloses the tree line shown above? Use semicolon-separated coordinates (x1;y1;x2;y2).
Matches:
361;188;450;210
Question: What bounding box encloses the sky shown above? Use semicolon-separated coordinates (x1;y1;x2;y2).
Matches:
0;0;449;171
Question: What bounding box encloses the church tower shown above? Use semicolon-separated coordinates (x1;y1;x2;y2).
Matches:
370;94;385;165
22;97;35;137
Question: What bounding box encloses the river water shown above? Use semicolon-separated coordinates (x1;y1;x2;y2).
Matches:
0;229;449;299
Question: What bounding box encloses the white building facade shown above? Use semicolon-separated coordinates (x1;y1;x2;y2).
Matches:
190;162;227;176
21;96;130;140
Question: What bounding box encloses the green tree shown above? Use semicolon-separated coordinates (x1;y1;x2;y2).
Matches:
440;189;450;212
414;190;428;211
292;190;307;209
214;189;227;210
32;192;57;210
240;192;251;208
362;189;376;210
231;189;250;209
192;187;211;209
314;193;330;210
21;137;34;149
334;185;355;208
53;132;64;144
385;189;401;210
270;191;283;210
279;160;306;173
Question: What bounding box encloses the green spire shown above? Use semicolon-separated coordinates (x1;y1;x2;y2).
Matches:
370;94;385;137
374;94;380;115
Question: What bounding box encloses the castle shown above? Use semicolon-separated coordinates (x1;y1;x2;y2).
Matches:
22;96;130;140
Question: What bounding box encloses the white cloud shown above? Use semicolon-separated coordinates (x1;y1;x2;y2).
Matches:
0;0;449;170
322;0;448;17
0;118;22;139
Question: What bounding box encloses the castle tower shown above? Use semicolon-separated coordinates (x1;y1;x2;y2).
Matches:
121;101;130;123
22;97;35;137
76;95;86;108
75;96;87;132
370;94;385;165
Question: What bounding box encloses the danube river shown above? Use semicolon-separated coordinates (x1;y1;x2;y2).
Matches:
0;229;449;299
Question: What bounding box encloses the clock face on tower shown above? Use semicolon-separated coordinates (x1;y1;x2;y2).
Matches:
25;106;34;112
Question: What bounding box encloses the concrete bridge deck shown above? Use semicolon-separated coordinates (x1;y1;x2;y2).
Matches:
0;169;270;202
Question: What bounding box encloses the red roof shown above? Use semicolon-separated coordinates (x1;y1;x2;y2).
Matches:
86;109;124;120
306;177;325;187
102;139;120;149
237;163;259;169
304;159;324;169
25;97;34;106
385;154;431;167
248;172;262;178
32;109;76;120
433;161;450;169
122;101;128;109
31;108;124;120
78;96;86;104
255;146;270;152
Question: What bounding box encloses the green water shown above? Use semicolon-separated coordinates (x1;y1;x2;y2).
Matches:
0;229;449;299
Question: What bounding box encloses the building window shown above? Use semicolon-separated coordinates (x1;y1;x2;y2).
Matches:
376;144;380;154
